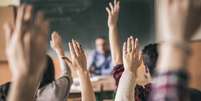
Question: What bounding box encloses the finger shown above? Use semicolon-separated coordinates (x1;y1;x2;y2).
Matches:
123;42;127;55
24;5;32;22
68;42;77;58
138;51;143;64
64;57;72;66
114;0;117;9
75;40;82;54
130;36;135;52
127;37;131;52
35;11;45;26
106;7;111;16
3;23;13;45
109;2;114;13
23;32;31;54
135;38;139;52
114;0;117;5
16;5;25;37
80;46;87;59
78;43;86;57
72;39;80;56
115;1;120;11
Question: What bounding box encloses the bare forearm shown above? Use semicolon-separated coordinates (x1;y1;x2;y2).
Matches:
58;57;70;76
109;26;123;65
115;71;136;101
78;70;96;101
157;43;189;72
55;49;71;77
8;74;41;101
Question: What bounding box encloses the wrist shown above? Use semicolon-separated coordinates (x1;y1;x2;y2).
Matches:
77;69;89;76
124;67;137;76
55;49;65;57
157;43;191;72
122;70;137;84
12;73;34;82
109;25;117;29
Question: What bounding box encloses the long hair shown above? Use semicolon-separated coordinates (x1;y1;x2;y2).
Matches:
39;55;55;88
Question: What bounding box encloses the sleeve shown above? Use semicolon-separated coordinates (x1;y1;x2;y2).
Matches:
150;69;189;101
60;59;72;78
114;71;136;101
112;64;124;86
36;59;73;101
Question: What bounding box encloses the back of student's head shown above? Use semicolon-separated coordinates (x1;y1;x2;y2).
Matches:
142;43;158;76
39;55;55;88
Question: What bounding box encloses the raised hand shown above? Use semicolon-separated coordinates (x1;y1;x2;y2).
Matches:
4;5;48;78
68;40;87;73
123;36;142;75
157;0;201;71
106;0;120;28
159;0;201;42
4;5;48;101
68;40;96;101
106;0;122;65
50;31;65;57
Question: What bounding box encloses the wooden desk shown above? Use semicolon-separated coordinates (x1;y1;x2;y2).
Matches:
69;76;116;101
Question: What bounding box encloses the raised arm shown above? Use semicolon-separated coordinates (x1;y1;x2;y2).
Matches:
48;32;73;100
151;0;201;101
115;36;142;101
50;31;72;77
5;5;48;101
68;40;96;101
106;0;122;65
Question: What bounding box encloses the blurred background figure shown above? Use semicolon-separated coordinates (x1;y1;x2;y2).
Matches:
88;36;113;76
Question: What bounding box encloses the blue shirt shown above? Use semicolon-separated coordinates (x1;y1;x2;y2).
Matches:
88;50;113;76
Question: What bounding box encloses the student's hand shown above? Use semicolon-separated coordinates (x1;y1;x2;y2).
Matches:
50;31;65;57
106;0;120;28
4;5;48;79
157;0;201;71
68;40;87;73
160;0;201;42
123;36;142;75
